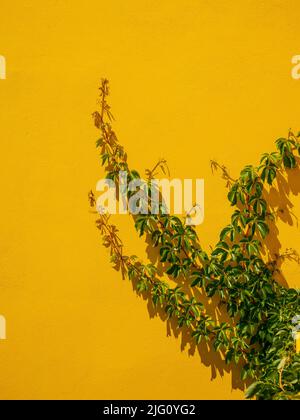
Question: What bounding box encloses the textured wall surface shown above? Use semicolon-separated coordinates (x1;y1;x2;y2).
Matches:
0;0;299;399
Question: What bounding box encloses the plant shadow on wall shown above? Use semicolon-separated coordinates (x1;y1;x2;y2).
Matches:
90;79;300;400
146;254;246;391
142;227;245;389
263;168;300;286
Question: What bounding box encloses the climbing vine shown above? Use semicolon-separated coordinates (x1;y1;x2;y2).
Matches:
90;79;300;400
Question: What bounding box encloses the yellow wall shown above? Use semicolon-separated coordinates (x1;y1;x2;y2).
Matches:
0;0;299;399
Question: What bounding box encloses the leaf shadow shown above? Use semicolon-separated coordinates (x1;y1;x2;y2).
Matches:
262;164;300;286
104;213;246;391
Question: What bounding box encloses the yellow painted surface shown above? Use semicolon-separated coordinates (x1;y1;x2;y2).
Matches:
296;333;300;354
0;0;300;400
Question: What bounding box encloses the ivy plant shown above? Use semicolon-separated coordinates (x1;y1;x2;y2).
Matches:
90;79;300;400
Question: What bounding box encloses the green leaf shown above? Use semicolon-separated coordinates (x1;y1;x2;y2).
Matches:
96;138;104;147
191;273;204;288
267;167;276;185
225;349;234;364
245;381;262;399
130;170;141;179
283;153;296;169
257;220;269;238
241;366;249;380
276;138;288;154
228;187;238;205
